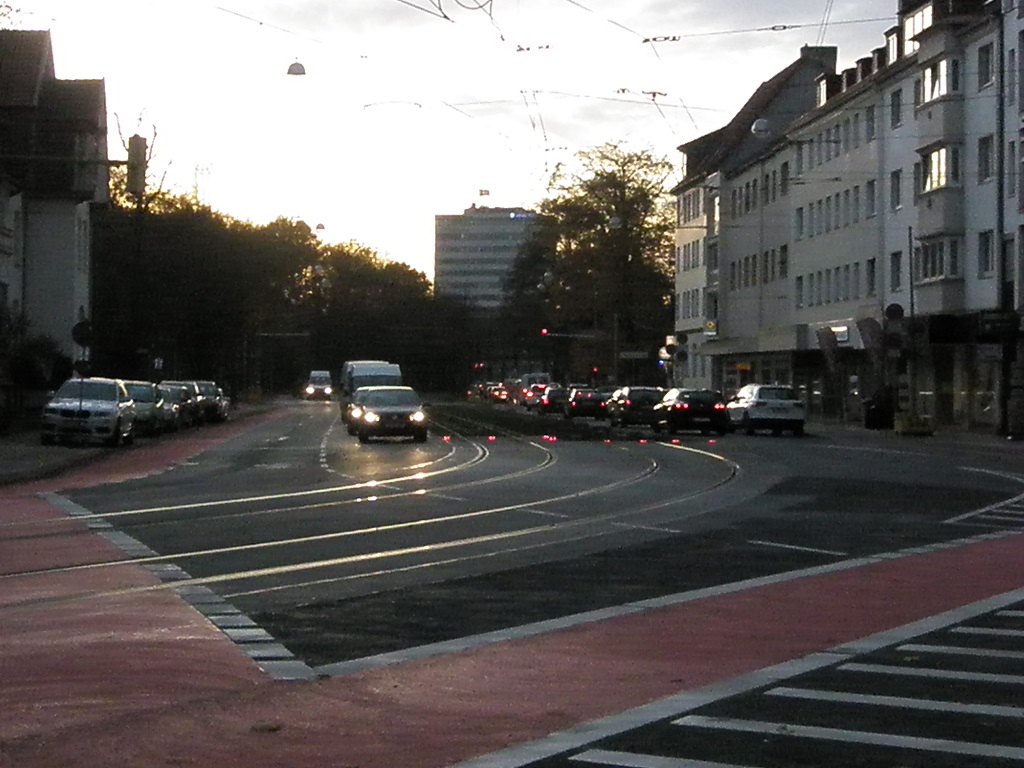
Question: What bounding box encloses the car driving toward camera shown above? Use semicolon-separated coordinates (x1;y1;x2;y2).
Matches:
351;385;428;443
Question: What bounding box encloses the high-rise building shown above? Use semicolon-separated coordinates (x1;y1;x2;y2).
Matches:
434;205;538;311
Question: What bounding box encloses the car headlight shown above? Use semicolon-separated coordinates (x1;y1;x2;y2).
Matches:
324;386;333;395
305;386;315;395
363;411;381;424
410;410;426;423
350;406;363;420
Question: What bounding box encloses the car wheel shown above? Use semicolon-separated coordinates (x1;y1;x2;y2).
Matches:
413;430;427;443
124;425;135;446
793;424;805;437
357;432;369;444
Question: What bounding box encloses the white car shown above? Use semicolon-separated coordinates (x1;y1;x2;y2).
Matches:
726;383;805;436
40;377;136;446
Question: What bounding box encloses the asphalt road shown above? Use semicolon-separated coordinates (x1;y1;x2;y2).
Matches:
38;398;1024;767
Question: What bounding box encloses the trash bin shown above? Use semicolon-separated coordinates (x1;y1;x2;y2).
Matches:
863;388;895;430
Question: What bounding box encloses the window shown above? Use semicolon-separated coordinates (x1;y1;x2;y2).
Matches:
780;162;790;195
890;169;903;210
866;180;877;217
816;271;823;305
920;240;945;279
795;144;805;175
923;59;959;102
978;43;995;89
913;78;923;107
807;204;815;237
795;207;805;239
923;146;960;191
825;197;833;232
1012;49;1018;106
842;119;851;153
853;262;861;299
779;244;788;278
890;251;903;292
979;135;995;182
807;273;815;305
890;88;903;128
853;112;861;148
795;275;804;308
843;189;851;227
866;257;877;296
843;265;851;300
853;185;861;222
1010;142;1018;198
865;105;876;142
979;230;995;275
824;270;832;303
730;261;737;290
904;4;932;55
816;200;824;235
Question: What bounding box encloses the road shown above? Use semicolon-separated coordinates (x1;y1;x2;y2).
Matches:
7;397;1024;767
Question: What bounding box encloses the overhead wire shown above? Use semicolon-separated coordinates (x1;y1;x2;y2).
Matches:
816;0;837;45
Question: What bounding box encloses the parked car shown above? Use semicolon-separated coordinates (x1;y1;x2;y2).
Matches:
726;383;806;436
651;388;729;435
564;387;608;419
195;380;229;422
158;383;199;428
160;380;205;425
351;385;428;443
606;386;664;427
124;380;165;436
40;377;136;446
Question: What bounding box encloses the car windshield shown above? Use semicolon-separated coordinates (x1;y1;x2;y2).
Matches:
159;386;186;401
126;384;155;402
56;379;117;401
363;389;421;407
198;382;219;395
759;387;797;401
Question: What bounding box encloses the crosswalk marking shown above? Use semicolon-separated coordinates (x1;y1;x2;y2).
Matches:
674;714;1024;760
571;751;756;767
767;685;1024;717
840;662;1024;685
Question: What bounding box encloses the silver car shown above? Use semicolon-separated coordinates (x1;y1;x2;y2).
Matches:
124;380;165;436
40;377;136;446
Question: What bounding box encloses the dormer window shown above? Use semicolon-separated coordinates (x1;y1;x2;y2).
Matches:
817;78;829;107
903;4;932;56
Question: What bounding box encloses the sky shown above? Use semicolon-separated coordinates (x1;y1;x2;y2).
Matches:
22;0;898;279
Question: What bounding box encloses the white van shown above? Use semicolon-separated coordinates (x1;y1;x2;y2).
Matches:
339;361;403;411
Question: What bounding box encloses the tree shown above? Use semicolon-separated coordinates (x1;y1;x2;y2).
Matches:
503;143;675;382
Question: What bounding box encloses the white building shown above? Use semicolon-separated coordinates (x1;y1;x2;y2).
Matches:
434;205;538;311
675;0;1018;431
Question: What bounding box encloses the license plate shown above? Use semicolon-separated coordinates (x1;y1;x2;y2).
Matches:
692;417;710;423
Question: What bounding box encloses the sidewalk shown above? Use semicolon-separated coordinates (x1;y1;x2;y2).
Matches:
1;406;1022;768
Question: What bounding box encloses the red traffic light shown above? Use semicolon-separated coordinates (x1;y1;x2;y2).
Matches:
541;328;549;336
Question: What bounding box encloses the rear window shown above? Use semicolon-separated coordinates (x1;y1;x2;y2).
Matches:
630;390;661;403
682;390;723;405
759;387;797;401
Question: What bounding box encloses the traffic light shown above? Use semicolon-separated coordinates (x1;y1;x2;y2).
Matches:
127;134;147;198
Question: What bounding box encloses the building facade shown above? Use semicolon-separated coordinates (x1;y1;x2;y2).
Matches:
434;204;538;311
675;1;1023;432
0;29;108;359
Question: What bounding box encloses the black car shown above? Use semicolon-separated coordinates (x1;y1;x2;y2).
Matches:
352;386;428;443
651;388;729;435
195;380;229;423
161;380;206;425
538;385;570;415
563;387;608;419
605;386;664;427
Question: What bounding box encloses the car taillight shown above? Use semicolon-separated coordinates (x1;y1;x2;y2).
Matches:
714;402;726;410
625;399;632;406
674;402;689;410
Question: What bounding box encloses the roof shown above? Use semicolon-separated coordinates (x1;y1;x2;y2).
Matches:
673;45;837;190
0;30;54;108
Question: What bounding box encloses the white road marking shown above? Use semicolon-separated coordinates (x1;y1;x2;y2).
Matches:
767;685;1024;718
747;539;847;557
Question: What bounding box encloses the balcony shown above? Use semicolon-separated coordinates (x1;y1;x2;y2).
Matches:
915;95;964;146
916;187;964;238
913;276;965;314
